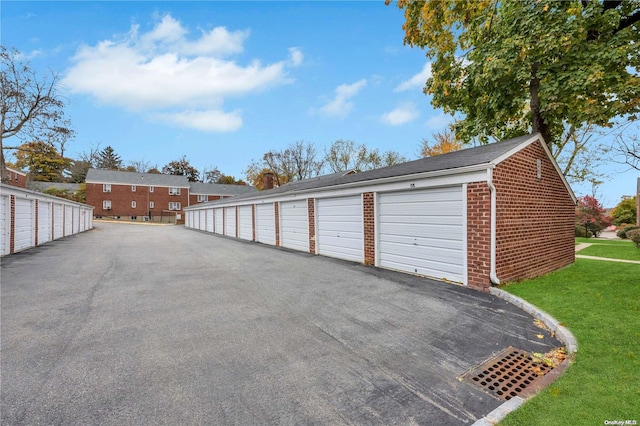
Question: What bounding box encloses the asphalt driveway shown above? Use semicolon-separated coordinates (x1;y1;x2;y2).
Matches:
1;222;560;425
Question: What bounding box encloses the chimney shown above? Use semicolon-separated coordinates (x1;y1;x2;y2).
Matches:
262;172;274;190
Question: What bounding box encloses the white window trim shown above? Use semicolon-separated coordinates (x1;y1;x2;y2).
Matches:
103;200;111;210
197;194;208;202
103;184;111;193
169;202;181;211
169;187;181;195
149;186;154;193
149;201;154;208
132;185;136;192
131;201;137;208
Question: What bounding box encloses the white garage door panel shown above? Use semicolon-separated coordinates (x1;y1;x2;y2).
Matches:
225;207;236;237
53;204;64;239
215;209;223;234
38;201;52;244
64;207;73;236
206;209;214;232
238;205;253;240
378;187;465;284
1;196;9;255
280;201;308;252
199;210;206;230
255;204;276;245
14;198;33;252
73;207;80;233
317;196;363;262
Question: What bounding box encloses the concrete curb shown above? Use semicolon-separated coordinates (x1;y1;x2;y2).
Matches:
471;288;578;426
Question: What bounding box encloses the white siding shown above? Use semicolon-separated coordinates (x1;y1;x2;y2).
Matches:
37;201;52;244
53;204;64;239
225;206;236;237
14;198;34;252
378;186;465;284
280;200;308;252
316;196;363;263
0;196;9;255
238;205;253;241
255;203;276;245
206;209;214;232
64;205;73;236
215;208;223;234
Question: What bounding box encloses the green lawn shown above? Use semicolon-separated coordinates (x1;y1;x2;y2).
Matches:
500;259;639;426
575;237;634;245
578;244;640;261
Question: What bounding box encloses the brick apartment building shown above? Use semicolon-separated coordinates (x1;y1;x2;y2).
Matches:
86;169;254;223
3;167;27;188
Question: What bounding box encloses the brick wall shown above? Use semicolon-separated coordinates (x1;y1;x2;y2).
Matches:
493;140;575;282
189;194;223;205
307;199;316;254
467;183;492;290
363;192;375;265
86;183;188;219
5;169;27;188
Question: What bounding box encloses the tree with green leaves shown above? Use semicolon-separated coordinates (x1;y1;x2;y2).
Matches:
610;196;637;225
389;0;639;160
217;175;246;185
324;140;406;173
96;146;123;170
13;141;71;182
162;156;200;182
1;46;74;182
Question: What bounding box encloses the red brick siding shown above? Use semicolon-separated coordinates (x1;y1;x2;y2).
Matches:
275;203;280;247
308;198;316;254
467;183;492;290
189;194;223;205
493;141;575;282
363;192;375;265
86;183;188;218
5;169;27;188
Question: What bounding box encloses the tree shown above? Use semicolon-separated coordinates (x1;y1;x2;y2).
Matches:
612;130;640;171
324;140;406;173
162;156;200;182
1;46;74;182
610;196;637;226
201;165;222;183
128;159;156;174
420;130;463;157
42;184;86;203
389;1;640;151
67;159;92;183
96;146;123;170
575;195;611;237
244;166;278;190
13;141;71;182
245;141;323;187
217;175;247;185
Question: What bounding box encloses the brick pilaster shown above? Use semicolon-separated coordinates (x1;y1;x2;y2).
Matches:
308;198;316;254
363;192;375;265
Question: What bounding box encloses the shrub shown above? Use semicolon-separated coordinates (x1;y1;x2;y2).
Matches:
617;225;639;239
575;225;593;238
625;229;640;249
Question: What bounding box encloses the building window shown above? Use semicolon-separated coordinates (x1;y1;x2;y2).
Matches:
103;200;112;210
132;185;136;192
169;202;181;211
103;184;111;193
169;187;181;195
149;186;154;192
131;201;137;208
197;195;208;202
149;201;154;209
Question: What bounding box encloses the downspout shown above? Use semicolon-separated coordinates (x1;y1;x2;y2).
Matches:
487;168;500;286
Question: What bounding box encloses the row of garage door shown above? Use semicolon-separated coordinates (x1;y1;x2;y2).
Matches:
0;195;93;256
186;186;466;284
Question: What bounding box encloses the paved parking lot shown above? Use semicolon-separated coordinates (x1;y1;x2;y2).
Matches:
1;222;560;425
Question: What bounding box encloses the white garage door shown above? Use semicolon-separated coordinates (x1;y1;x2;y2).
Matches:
199;210;206;231
53;204;64;239
215;208;223;234
255;203;276;245
238;205;253;241
0;195;9;255
206;209;214;232
316;196;363;262
64;206;73;236
14;198;34;252
38;201;52;244
225;206;236;237
280;200;308;252
73;207;80;234
378;186;465;284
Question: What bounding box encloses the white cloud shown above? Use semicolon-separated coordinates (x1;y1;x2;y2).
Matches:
426;113;452;129
318;79;367;118
62;13;298;132
381;103;419;126
395;63;432;92
154;109;243;132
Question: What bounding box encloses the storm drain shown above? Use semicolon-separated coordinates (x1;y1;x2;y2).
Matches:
462;347;554;401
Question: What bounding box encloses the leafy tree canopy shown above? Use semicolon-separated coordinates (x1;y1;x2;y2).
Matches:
575;194;611;237
96;146;123;170
420;130;463;157
390;0;640;149
162;155;200;182
324;140;407;173
610;196;637;225
14;141;71;182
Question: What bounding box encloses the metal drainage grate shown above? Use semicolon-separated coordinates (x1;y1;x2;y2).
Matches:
462;347;554;401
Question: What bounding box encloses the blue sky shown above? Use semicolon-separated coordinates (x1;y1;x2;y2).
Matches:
2;1;638;206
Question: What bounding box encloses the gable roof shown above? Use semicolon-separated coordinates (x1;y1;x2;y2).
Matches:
85;169;190;187
189;182;257;196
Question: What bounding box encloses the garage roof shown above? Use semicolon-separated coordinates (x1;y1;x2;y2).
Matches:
86;169;190;187
189;182;257;196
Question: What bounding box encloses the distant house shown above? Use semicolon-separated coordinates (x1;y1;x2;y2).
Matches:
3;167;27;188
85;169;255;223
